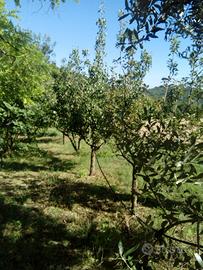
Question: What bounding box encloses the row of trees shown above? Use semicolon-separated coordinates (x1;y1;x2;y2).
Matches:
51;3;203;268
1;0;203;268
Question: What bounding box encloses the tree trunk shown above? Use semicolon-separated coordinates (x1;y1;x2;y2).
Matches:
131;166;138;214
77;137;81;151
89;146;96;176
62;133;65;145
67;134;78;153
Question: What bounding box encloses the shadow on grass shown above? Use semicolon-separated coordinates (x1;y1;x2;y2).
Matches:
0;192;122;270
49;181;131;213
139;193;184;211
36;137;56;143
0;194;83;270
0;161;48;172
49;180;183;214
0;149;76;172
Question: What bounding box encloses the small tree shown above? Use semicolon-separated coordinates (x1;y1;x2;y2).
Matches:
53;2;110;176
53;49;88;152
107;44;152;212
81;64;110;176
72;1;110;176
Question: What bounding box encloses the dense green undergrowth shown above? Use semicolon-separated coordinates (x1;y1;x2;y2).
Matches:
0;130;202;270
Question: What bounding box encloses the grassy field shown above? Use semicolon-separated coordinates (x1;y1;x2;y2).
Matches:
0;130;202;270
0;130;133;270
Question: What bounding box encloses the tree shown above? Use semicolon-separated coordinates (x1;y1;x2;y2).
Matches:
115;7;203;267
13;0;78;9
120;0;203;49
0;1;52;158
108;19;152;211
112;43;203;266
53;2;110;176
82;1;110;176
108;92;163;212
53;49;88;152
106;79;158;213
81;64;109;176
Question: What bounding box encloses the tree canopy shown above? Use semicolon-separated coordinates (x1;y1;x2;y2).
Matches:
120;0;203;49
13;0;77;9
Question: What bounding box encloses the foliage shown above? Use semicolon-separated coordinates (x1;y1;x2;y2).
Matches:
114;22;203;270
0;2;50;104
53;49;88;152
13;0;79;9
53;1;110;175
120;0;203;49
118;127;203;269
0;90;55;160
1;1;202;269
0;2;53;158
106;41;152;211
0;102;27;158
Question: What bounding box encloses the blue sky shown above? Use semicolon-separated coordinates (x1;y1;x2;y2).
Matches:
6;0;190;87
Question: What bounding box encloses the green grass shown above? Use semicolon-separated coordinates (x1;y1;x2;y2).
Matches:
0;130;202;270
0;132;134;270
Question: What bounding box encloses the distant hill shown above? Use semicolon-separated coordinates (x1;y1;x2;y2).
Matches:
147;86;203;105
147;86;165;99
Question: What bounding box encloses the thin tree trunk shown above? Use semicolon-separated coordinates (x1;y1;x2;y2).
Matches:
77;137;81;151
67;134;78;152
63;133;65;145
131;166;138;214
89;146;96;176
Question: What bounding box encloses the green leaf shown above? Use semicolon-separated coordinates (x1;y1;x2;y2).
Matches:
124;244;139;257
